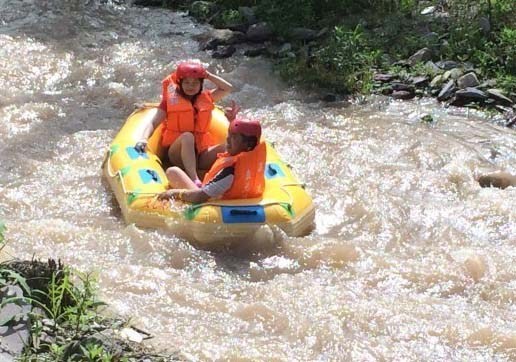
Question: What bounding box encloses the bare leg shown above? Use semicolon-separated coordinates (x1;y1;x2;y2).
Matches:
198;143;226;170
165;167;198;190
167;132;199;181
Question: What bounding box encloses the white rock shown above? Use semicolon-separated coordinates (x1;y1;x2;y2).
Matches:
421;6;436;15
120;327;143;343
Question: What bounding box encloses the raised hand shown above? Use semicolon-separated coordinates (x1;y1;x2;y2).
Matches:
224;100;241;122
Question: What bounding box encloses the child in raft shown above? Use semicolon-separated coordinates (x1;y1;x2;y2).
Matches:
157;117;266;203
136;61;233;187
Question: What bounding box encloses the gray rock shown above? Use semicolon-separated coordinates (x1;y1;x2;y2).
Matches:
436;60;460;70
0;287;31;357
408;47;433;66
434;12;450;20
246;22;273;42
210;29;245;46
0;351;15;361
463;62;475;71
244;46;268;57
196;29;245;50
391;82;415;92
479;16;491;35
479;79;497;89
449;68;464;80
457;72;480;89
421;6;436;15
456;87;487;101
487;89;513;105
423;32;439;42
316;27;329;38
322;94;337;102
411;75;429;87
211;45;236;59
380;86;393;95
392;90;416;100
430;75;444;88
507;115;516;128
289;27;318;41
374;73;395;82
437;80;456;101
278;43;292;55
424;61;441;75
393;59;412;68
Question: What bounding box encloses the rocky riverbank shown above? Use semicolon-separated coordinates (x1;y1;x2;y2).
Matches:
0;247;180;361
136;0;515;127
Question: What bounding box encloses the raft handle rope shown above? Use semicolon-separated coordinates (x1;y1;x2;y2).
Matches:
104;149;162;199
193;183;300;210
104;148;301;209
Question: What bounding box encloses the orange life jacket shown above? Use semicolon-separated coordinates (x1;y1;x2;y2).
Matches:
161;73;215;153
202;142;267;200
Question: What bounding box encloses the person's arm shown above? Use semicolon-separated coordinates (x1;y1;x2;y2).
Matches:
158;188;210;204
140;108;166;140
206;71;233;102
134;107;166;152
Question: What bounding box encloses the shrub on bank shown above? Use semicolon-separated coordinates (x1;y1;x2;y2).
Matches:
0;223;172;361
278;25;381;93
162;0;514;96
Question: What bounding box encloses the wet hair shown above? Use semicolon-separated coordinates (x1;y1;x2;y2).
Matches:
241;134;258;151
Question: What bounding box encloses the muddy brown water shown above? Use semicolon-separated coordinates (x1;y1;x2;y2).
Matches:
1;1;515;360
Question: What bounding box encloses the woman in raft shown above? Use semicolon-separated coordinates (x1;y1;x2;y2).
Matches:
136;61;233;187
157;117;266;203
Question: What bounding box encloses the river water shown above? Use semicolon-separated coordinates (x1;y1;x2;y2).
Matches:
1;1;515;360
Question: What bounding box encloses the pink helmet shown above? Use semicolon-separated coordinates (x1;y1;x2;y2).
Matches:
229;117;262;140
175;62;207;80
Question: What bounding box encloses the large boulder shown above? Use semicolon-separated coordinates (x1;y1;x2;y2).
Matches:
246;22;273;42
456;87;487;100
211;45;236;58
199;29;246;50
408;47;433;66
457;72;480;89
478;172;516;189
487;89;513;106
437;80;456;101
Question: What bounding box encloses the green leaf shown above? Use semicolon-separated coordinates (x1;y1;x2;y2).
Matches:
280;203;295;218
110;144;120;155
183;205;201;220
3;270;31;296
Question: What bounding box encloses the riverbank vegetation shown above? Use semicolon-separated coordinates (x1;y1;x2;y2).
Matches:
0;223;174;361
155;0;514;104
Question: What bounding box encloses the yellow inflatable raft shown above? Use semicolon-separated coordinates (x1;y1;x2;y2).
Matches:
102;106;315;247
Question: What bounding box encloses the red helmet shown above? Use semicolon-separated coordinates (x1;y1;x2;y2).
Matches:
175;62;207;80
229;117;262;140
